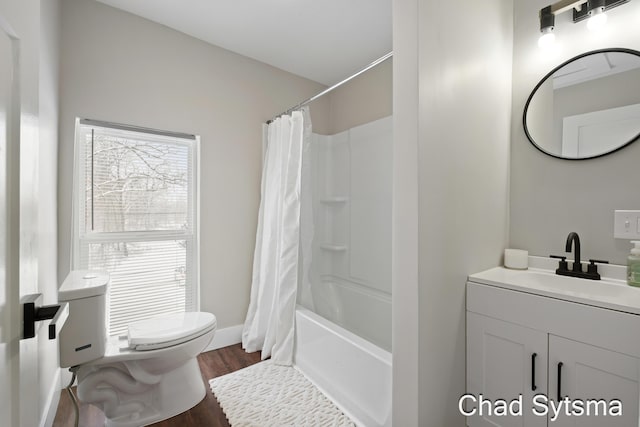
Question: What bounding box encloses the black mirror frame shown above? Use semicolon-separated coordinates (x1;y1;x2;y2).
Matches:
523;47;640;161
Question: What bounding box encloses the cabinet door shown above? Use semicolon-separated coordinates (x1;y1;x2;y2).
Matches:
549;335;639;427
467;312;548;427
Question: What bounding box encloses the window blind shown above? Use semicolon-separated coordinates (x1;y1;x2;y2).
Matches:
73;120;198;337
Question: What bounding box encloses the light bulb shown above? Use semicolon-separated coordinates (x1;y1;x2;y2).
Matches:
587;8;608;31
538;28;556;49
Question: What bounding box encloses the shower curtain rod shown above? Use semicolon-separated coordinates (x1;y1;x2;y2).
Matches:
266;51;393;124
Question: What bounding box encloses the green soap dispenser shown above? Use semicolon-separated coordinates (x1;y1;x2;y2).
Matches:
628;241;640;287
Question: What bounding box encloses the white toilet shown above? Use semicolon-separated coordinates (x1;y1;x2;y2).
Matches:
58;270;217;427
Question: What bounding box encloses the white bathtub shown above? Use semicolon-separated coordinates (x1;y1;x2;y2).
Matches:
293;306;392;427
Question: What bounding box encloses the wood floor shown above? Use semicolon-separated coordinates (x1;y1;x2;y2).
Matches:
52;344;262;427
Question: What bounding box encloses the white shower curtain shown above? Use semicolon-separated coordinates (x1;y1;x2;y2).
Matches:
242;107;312;365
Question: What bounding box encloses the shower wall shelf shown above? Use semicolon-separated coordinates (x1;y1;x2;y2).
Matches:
320;244;348;252
319;196;349;204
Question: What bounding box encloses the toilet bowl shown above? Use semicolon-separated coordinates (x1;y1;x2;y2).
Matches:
58;270;216;427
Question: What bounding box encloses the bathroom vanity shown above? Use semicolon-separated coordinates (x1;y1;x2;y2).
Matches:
466;263;640;427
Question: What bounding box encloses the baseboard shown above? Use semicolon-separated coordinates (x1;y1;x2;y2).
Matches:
203;324;243;352
40;368;61;427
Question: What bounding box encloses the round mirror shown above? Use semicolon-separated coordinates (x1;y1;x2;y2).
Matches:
524;48;640;160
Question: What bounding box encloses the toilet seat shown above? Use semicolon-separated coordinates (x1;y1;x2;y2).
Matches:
128;312;217;351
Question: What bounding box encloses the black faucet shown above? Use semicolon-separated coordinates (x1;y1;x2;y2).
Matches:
566;232;581;272
550;232;608;280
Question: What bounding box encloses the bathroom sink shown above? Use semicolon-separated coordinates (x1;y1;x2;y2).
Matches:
468;267;640;315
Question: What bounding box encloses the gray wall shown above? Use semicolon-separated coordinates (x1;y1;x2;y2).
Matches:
551;68;640;152
526;77;555;152
327;58;392;134
510;0;640;265
393;0;513;425
308;58;392;135
58;0;327;329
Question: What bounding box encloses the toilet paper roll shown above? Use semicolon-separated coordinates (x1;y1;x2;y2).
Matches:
504;249;528;270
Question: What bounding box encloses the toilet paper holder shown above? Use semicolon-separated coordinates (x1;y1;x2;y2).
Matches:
22;293;69;340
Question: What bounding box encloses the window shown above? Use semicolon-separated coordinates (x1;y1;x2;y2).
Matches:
72;119;199;336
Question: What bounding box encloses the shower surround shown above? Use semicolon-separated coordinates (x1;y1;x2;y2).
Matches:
295;116;392;427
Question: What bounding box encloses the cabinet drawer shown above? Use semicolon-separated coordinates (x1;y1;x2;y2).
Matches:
467;281;640;358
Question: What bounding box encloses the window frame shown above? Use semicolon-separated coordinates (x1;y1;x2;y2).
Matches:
71;118;201;332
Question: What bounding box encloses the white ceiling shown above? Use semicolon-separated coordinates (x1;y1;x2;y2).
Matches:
95;0;392;86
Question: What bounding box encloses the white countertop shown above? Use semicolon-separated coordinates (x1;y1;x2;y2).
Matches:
469;258;640;315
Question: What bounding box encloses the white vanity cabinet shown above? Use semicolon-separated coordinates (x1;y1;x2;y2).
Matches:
547;335;639;427
466;268;640;427
467;312;548;427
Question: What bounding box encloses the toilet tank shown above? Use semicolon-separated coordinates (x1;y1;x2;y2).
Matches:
58;270;110;368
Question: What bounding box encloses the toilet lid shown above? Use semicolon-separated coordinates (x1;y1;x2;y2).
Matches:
128;312;217;351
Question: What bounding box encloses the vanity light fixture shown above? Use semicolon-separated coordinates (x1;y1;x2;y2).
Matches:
538;0;631;47
538;6;556;48
586;0;608;30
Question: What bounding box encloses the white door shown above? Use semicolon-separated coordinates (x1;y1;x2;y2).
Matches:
549;335;640;427
467;312;548;427
0;16;20;427
561;103;640;158
0;11;41;427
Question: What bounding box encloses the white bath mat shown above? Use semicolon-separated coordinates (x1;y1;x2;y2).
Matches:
209;360;356;427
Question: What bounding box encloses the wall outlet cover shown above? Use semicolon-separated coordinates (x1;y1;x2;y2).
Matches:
614;210;640;240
